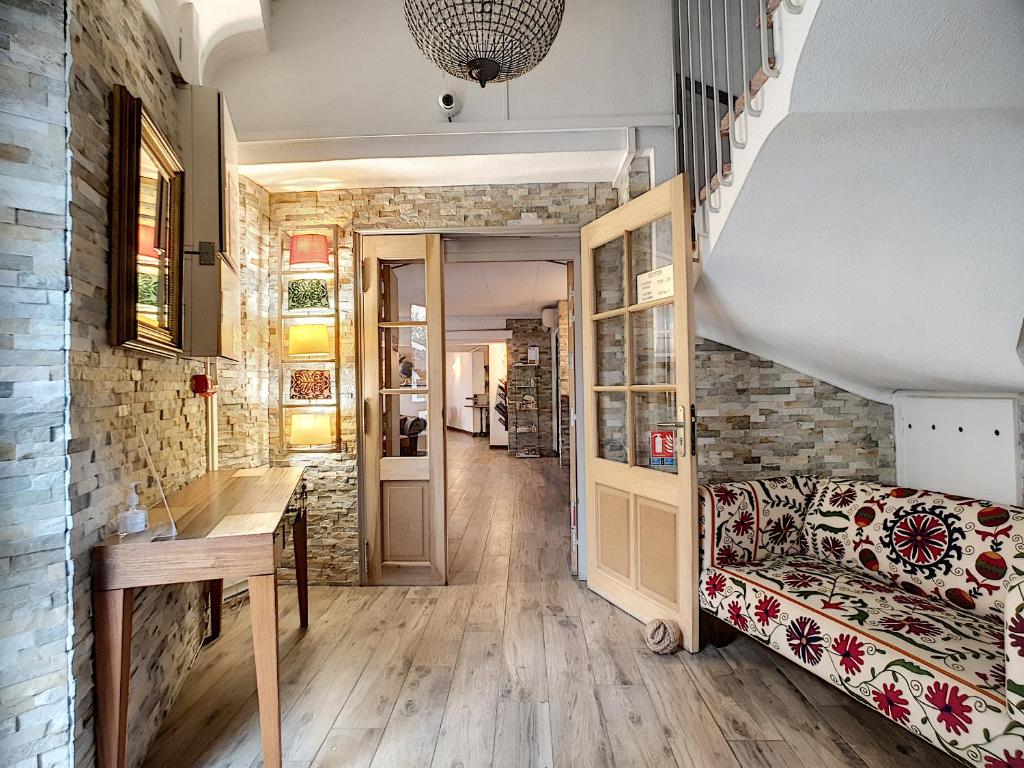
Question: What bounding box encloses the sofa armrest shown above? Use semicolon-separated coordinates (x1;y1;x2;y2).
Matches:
699;477;816;572
1005;572;1024;724
699;481;761;571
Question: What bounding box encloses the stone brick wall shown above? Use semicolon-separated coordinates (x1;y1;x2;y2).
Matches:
506;319;556;457
218;179;271;469
0;2;73;767
695;339;896;483
66;3;209;767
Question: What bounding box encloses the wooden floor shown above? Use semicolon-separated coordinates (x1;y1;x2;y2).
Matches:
145;432;962;768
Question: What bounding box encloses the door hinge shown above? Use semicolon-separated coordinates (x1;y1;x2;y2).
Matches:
363;539;370;563
363;398;370;433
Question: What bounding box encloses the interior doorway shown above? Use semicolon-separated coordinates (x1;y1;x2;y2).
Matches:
356;228;583;587
441;243;577;579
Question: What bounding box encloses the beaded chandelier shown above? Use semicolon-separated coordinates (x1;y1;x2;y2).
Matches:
404;0;566;88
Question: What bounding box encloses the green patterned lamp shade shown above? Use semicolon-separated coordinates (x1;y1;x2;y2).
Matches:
287;278;330;311
290;369;332;400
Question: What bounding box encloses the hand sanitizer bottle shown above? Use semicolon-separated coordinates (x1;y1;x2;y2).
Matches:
118;481;149;535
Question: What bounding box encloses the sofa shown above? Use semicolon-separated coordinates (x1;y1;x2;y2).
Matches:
697;476;1024;767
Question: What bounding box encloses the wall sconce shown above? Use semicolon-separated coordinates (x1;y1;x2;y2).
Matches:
290;412;332;447
289;234;330;267
288;323;330;356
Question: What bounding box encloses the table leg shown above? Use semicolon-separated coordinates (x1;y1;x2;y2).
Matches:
249;573;281;768
205;579;223;643
93;587;134;768
292;511;309;629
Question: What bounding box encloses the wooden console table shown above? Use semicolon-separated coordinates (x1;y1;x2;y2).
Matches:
90;466;308;768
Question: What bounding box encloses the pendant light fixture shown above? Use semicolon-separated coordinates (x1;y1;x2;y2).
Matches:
404;0;566;88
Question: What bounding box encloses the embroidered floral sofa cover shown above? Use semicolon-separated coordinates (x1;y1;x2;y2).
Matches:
698;476;1024;767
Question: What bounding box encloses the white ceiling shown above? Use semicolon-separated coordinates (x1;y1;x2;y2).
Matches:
395;260;566;326
241;150;624;192
444;261;567;318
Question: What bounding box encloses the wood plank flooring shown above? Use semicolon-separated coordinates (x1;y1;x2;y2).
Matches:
144;432;962;768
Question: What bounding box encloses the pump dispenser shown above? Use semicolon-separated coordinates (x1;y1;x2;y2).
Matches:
117;481;149;535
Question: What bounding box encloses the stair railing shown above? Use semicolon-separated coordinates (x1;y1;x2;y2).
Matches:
673;0;803;252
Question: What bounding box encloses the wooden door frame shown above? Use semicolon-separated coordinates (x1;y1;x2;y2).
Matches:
354;225;587;585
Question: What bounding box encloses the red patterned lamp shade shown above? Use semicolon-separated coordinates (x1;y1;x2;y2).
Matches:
289;234;330;266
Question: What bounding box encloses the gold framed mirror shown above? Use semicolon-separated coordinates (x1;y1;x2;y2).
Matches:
110;84;184;356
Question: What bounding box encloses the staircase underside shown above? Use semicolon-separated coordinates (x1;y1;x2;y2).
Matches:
697;107;1024;402
694;0;1024;402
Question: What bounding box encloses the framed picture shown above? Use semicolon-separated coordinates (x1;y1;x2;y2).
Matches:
109;84;185;356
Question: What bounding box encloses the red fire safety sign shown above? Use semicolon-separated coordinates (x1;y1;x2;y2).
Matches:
650;430;676;466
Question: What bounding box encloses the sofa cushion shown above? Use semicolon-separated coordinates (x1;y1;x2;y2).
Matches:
698;476;818;570
802;479;1024;624
700;555;1010;763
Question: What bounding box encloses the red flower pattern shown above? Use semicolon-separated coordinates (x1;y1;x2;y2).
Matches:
821;536;845;560
872;683;911;725
830;487;857;507
753;595;781;626
783;573;822;590
716;545;740;566
704;572;727;599
877;615;941;638
831;634;865;675
985;751;1024;768
727;600;748;631
891;512;950;565
786;616;823;665
1009;614;1024;658
924;682;973;735
713;485;739;505
731;510;754;536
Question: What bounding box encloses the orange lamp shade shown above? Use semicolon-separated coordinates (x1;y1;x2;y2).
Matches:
288;324;330;356
289;234;330;266
290;413;332;447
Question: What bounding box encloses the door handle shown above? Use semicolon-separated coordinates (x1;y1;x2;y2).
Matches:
656;422;687;428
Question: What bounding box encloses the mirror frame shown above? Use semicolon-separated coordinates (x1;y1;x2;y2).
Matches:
110;84;185;356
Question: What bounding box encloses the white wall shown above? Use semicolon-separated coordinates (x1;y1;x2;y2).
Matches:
489;343;509;448
894;393;1022;505
446;352;475;432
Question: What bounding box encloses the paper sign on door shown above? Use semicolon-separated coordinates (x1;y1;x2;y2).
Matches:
650;429;676;466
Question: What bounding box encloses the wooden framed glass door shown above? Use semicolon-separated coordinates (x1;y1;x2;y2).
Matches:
580;175;700;650
359;234;447;585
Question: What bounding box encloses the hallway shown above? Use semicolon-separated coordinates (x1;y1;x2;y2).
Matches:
144;432;957;768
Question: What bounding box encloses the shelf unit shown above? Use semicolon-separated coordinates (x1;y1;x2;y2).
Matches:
277;224;342;453
510;363;540;458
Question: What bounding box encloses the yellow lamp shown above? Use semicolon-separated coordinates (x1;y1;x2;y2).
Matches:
290;413;333;447
288;323;330;356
